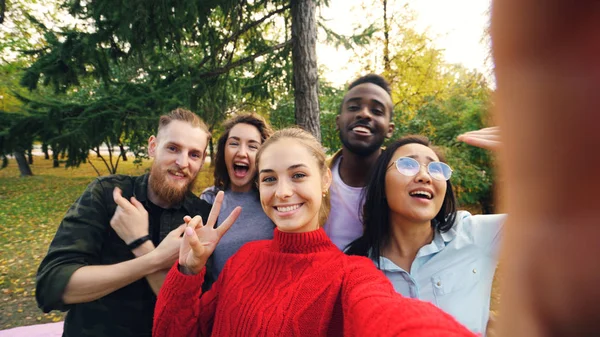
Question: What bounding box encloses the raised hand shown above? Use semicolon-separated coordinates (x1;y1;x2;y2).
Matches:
110;187;149;245
457;126;502;152
179;191;241;275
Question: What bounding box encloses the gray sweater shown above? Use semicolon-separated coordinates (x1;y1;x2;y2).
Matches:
201;186;274;286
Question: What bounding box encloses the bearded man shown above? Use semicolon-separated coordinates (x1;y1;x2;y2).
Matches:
35;108;212;337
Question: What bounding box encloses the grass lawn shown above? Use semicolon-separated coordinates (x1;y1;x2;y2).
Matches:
0;156;500;331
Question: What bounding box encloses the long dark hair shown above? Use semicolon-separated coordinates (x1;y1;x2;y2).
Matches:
345;135;457;265
213;113;273;191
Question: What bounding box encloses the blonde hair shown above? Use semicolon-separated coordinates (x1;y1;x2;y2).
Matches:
158;108;211;141
256;127;330;226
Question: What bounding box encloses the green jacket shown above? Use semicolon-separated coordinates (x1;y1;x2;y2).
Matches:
36;173;211;337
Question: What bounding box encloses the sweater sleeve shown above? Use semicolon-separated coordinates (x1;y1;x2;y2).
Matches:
341;257;476;337
153;262;221;337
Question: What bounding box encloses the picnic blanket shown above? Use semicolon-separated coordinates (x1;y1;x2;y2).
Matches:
0;322;63;337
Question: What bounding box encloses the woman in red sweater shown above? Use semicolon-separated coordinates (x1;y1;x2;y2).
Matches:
153;128;475;337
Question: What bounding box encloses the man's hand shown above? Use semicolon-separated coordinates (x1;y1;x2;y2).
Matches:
110;187;149;245
150;224;186;270
179;191;241;275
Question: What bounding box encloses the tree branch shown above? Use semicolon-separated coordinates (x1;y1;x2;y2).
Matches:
197;40;291;79
93;146;111;175
87;157;102;177
197;4;291;70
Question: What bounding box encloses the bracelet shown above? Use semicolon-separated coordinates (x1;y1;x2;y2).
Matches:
127;235;151;250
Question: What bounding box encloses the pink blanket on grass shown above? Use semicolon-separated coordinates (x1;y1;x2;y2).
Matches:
0;322;63;337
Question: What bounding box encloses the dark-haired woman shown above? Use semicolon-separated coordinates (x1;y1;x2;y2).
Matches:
347;131;505;335
200;113;274;286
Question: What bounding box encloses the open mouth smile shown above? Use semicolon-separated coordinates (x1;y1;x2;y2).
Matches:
274;203;303;213
409;190;433;200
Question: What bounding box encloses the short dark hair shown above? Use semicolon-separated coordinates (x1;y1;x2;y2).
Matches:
345;135;457;264
213;113;273;191
342;74;394;119
348;74;392;96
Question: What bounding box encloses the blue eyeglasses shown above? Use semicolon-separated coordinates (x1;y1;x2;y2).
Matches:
395;157;453;181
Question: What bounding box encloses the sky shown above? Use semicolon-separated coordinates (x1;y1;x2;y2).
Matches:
317;0;491;86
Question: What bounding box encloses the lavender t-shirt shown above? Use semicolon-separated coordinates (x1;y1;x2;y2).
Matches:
324;156;365;250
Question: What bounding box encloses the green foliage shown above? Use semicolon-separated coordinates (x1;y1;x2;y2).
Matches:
395;73;495;211
269;79;344;154
8;0;302;175
319;83;345;153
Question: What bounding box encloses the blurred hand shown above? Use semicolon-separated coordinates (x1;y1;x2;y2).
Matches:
457;126;502;152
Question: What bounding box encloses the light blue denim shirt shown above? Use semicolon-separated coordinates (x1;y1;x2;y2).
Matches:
373;211;506;335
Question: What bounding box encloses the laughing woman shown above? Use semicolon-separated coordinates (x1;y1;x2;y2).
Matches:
200;113;274;287
346;133;505;335
153;128;475;337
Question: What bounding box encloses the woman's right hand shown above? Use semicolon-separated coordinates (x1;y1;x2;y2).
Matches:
457;126;502;152
178;191;241;275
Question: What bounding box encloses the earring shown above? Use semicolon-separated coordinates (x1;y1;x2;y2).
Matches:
322;190;328;198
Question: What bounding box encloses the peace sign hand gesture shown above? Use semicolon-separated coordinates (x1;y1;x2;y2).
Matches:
179;191;241;275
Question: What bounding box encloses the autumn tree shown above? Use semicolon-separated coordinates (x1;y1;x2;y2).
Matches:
326;0;496;210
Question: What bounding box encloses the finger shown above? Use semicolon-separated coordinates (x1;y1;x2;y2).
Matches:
459;137;502;151
458;134;501;143
184;226;206;257
216;206;242;237
171;224;186;236
206;191;224;228
458;126;500;138
113;187;135;211
186;215;204;229
130;196;146;212
183;215;192;224
473;126;499;134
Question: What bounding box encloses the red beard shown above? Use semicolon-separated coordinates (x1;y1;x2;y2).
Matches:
148;163;197;207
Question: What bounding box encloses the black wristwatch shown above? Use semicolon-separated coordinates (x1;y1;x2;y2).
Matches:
127;235;151;250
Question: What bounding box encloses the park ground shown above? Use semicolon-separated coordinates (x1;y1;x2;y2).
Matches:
0;157;499;330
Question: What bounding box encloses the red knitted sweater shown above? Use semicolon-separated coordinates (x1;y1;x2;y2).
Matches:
153;228;475;337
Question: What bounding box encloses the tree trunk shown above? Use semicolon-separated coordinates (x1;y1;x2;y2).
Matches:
291;0;321;141
27;148;33;165
0;0;6;24
1;155;7;169
52;145;60;167
209;135;215;167
42;143;50;160
119;144;128;161
383;0;391;75
481;184;496;214
14;151;33;176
